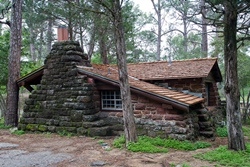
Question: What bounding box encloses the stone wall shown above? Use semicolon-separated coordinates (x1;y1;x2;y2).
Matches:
19;41;110;136
99;92;199;140
18;40;206;140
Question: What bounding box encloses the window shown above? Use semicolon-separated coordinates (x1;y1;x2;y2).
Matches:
101;90;122;110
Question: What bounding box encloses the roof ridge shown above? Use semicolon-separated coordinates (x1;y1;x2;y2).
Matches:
127;57;217;65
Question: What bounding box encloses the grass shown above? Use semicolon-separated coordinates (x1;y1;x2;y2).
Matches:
242;125;250;138
97;140;104;144
194;143;250;167
113;135;126;149
216;125;250;138
216;126;228;137
12;129;25;135
57;130;73;137
113;135;211;153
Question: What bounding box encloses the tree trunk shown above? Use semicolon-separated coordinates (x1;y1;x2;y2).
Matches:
29;27;36;61
151;0;162;61
223;0;245;151
242;90;250;123
99;35;109;64
5;0;22;126
156;0;161;61
112;0;137;145
88;29;95;61
0;94;6;118
183;14;188;56
46;18;53;54
201;0;208;58
38;30;44;59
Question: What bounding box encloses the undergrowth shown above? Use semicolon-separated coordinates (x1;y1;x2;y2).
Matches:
216;126;227;137
113;135;126;148
0;118;11;129
242;125;250;138
216;125;250;138
57;130;73;137
194;143;250;167
12;129;25;135
113;135;211;153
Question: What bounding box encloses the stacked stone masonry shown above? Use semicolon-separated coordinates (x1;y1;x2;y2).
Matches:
100;93;200;140
19;41;109;136
19;41;213;140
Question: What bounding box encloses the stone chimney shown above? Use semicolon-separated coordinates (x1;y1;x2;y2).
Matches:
18;41;106;136
57;25;68;41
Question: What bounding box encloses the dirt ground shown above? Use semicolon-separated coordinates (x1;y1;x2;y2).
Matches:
0;129;225;167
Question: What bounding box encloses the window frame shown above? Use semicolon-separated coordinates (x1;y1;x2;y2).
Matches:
101;90;122;111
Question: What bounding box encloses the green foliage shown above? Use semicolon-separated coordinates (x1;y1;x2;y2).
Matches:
0;118;11;129
133;136;211;151
127;140;168;153
112;135;126;148
0;30;10;86
57;130;73;137
216;126;228;137
166;32;202;60
0;29;40;91
43;132;52;138
104;147;112;151
97;140;104;144
20;61;40;77
113;135;211;153
194;143;250;167
181;163;192;167
11;129;25;135
242;126;250;138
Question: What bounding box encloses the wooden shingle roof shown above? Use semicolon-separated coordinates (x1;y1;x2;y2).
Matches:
125;58;221;81
17;58;222;110
77;64;204;108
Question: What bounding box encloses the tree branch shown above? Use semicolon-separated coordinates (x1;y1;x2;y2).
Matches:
150;0;159;15
0;1;12;27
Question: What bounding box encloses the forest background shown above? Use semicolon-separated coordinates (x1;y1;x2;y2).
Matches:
0;0;249;149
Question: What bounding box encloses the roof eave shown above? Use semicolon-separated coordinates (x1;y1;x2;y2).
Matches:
77;68;194;112
17;66;45;86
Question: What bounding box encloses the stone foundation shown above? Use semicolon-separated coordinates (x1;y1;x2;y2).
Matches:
18;40;212;140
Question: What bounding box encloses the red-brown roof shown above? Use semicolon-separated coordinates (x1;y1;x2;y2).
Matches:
108;58;222;82
17;58;222;109
77;64;204;107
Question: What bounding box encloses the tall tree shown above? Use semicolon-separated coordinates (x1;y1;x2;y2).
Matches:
112;0;137;145
207;0;250;150
200;0;208;57
5;0;23;126
94;0;137;145
223;0;245;150
150;0;168;61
